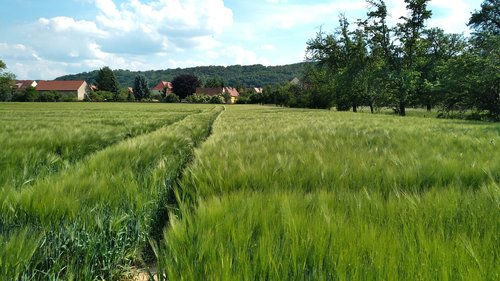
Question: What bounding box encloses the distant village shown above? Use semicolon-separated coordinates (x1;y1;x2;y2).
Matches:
12;79;269;103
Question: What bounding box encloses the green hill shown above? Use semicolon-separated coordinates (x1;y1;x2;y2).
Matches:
55;63;308;88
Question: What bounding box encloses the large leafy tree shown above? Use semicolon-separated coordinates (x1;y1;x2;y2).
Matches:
0;60;15;102
302;65;335;109
417;28;466;111
306;0;433;115
95;66;120;96
468;0;499;37
306;15;371;112
133;75;150;101
363;0;393;112
172;74;201;99
464;0;500;119
391;0;432;116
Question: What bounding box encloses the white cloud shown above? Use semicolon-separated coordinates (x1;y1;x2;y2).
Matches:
384;0;475;34
2;0;481;80
94;0;233;52
192;36;223;51
212;45;271;66
28;17;106;61
37;17;107;37
261;1;366;29
1;42;73;79
2;0;235;78
0;43;37;61
427;0;471;34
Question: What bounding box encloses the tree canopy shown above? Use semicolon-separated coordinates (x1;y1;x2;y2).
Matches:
468;0;500;36
133;75;150;101
95;66;120;94
300;0;499;120
204;76;225;88
171;74;201;99
0;60;15;102
56;63;307;89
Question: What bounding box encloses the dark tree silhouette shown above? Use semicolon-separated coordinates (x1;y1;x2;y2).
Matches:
172;74;201;99
95;66;119;94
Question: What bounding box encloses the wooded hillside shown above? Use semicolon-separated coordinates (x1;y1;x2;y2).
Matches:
55;63;308;88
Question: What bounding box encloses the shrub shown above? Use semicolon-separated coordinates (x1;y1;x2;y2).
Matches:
39;91;57;102
210;95;225;104
151;93;163;101
187;94;211;103
86;90;114;102
163;93;180;103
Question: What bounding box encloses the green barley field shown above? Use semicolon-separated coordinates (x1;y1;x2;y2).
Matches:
0;103;498;280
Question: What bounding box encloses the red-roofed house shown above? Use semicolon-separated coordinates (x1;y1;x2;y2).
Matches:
14;80;37;91
36;80;90;101
224;87;239;103
151;81;173;96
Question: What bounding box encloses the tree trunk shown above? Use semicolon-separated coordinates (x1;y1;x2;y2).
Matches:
369;102;374;114
399;101;406;116
352;105;357;112
426;101;432;112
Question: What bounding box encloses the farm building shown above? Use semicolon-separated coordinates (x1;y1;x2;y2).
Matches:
14;80;38;90
151;81;173;96
195;87;239;103
36;80;90;101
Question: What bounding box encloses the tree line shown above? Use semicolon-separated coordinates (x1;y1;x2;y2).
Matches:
56;63;307;89
246;0;498;121
0;65;231;103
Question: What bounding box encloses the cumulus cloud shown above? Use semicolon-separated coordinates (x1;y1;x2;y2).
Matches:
261;1;366;29
27;17;107;62
94;0;233;54
0;43;38;61
1;42;73;79
4;0;234;78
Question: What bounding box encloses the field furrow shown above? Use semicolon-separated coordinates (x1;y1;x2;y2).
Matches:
0;104;223;280
0;103;203;190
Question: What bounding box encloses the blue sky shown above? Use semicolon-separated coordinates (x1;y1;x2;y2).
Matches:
0;0;483;80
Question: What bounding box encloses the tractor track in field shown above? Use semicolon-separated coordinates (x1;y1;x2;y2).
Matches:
0;105;225;280
130;106;225;281
12;113;194;191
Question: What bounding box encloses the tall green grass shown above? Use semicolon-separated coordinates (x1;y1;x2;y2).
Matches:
0;103;202;190
158;186;499;280
0;229;41;281
179;106;500;201
158;105;499;280
0;103;223;279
